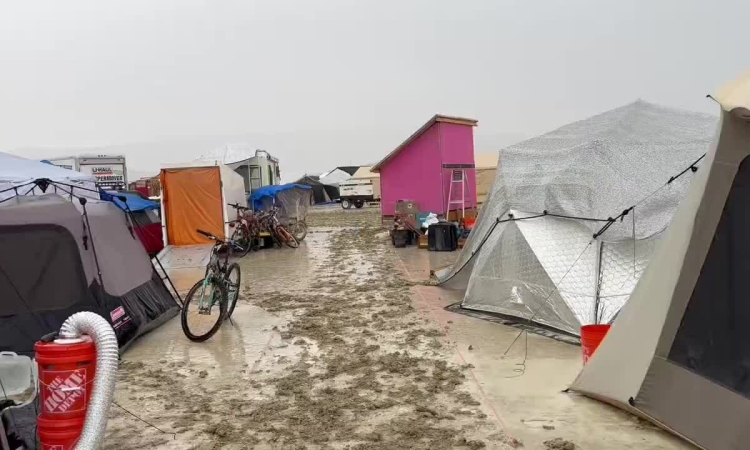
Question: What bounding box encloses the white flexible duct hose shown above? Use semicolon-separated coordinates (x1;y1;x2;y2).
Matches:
59;312;119;450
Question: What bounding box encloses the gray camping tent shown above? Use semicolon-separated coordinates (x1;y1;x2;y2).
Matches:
571;73;750;450
0;194;179;356
437;100;717;336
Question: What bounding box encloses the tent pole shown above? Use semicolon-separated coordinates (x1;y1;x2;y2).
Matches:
593;240;604;324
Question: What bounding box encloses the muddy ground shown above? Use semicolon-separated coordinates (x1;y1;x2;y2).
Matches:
104;207;517;449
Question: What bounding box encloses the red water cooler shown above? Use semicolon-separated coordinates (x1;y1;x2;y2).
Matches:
35;336;97;450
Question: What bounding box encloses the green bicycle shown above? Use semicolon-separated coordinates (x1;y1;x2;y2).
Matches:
180;229;242;342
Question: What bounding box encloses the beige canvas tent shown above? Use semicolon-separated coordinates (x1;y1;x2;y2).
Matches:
571;72;750;450
474;152;498;207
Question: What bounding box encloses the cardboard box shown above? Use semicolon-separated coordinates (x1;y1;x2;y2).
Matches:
418;234;429;249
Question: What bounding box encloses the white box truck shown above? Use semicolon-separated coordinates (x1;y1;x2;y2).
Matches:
47;155;128;190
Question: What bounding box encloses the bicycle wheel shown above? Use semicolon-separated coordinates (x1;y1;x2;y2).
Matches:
290;221;308;242
224;263;241;320
231;226;251;257
181;277;228;342
276;226;299;249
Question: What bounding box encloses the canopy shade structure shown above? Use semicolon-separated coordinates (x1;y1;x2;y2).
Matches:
437;100;717;336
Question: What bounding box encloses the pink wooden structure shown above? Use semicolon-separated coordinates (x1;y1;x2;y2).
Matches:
371;115;478;216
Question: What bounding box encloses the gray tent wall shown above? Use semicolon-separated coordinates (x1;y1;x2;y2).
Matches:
437;101;716;335
0;194;178;356
571;77;750;450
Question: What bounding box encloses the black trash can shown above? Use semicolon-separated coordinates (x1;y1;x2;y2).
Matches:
392;229;411;248
427;223;458;251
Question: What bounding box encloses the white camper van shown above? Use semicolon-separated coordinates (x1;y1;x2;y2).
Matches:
199;146;281;195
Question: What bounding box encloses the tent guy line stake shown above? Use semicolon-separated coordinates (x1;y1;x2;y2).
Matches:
393;250;508;430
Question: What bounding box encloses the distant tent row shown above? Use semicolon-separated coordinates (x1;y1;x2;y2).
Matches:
293;174;334;204
294;166;361;203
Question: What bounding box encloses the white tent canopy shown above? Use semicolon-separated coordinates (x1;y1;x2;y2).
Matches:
198;143;256;164
571;72;750;450
0;151;98;202
437;101;717;335
319;167;359;187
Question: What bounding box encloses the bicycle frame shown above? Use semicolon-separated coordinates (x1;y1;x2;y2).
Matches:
197;240;231;312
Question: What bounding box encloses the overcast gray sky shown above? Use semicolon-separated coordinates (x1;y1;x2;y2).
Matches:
1;0;746;181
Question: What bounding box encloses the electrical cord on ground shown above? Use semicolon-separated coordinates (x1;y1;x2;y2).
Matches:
112;401;176;440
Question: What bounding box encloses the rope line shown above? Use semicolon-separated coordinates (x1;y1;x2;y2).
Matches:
501;239;596;378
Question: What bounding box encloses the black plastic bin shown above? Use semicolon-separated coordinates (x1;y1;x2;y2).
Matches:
392;229;413;248
427;223;458;251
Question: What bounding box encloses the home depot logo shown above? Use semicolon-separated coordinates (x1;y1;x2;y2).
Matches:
43;369;87;414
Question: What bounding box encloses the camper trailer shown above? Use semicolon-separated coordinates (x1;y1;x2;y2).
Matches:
199;146;281;195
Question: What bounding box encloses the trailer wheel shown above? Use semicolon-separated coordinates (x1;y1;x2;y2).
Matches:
341;199;352;209
354;200;364;209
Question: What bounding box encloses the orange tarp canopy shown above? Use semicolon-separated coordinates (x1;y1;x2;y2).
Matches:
161;167;225;246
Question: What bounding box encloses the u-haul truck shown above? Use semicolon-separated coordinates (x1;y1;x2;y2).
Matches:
47;155;128;190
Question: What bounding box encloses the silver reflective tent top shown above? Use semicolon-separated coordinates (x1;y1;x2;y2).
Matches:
437;100;717;336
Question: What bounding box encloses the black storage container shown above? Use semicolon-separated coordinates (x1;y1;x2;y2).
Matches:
428;223;458;251
392;229;412;248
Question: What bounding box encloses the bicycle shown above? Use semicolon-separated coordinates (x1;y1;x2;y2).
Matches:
260;207;299;249
180;229;242;342
287;217;308;242
228;203;257;257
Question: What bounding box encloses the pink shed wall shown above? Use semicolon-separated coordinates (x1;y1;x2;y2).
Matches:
438;122;477;211
378;120;477;216
379;124;443;216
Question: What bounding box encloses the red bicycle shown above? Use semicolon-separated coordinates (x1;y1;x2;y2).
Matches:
260;207;299;249
228;203;258;257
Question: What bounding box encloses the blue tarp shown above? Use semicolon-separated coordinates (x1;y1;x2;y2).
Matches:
102;190;160;212
249;184;312;210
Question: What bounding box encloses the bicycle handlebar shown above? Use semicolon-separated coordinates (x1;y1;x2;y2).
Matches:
196;229;215;239
228;203;250;210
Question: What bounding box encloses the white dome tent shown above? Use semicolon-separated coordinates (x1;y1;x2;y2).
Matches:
0;151;98;203
436;100;717;336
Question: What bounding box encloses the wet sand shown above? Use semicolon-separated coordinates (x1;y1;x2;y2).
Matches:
106;207;510;449
105;206;688;450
